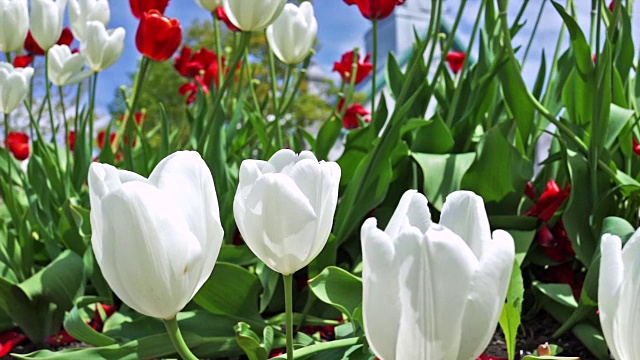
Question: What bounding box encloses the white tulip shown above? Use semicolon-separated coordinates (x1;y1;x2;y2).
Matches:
599;231;640;360
88;151;224;320
0;62;33;114
266;3;317;65
233;149;341;275
30;0;67;52
361;190;515;360
47;45;91;86
81;21;125;72
195;0;221;11
0;0;29;52
68;0;110;41
223;0;286;32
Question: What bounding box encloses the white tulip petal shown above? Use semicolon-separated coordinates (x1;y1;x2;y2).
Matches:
98;182;203;319
0;0;29;52
361;218;402;360
235;173;317;275
599;234;624;360
223;0;286;32
385;190;431;238
439;191;491;258
457;230;515;360
0;63;33;114
194;0;221;11
30;0;67;51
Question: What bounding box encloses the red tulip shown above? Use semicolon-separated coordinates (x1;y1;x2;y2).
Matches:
343;0;405;20
0;332;27;357
446;51;466;74
24;28;74;56
129;0;169;18
12;55;32;68
609;0;616;11
68;131;75;151
536;219;575;263
174;46;217;78
136;10;182;61
179;76;208;105
524;179;570;222
5;132;30;160
215;6;240;32
524;181;535;200
633;137;640;155
333;50;373;85
338;99;370;129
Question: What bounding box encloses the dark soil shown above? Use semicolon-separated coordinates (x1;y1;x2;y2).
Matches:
484;311;596;360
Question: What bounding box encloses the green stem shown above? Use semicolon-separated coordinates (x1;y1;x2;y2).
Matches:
163;317;198;360
58;86;71;184
212;13;224;91
283;274;294;360
370;20;378;115
44;53;59;156
272;338;360;359
267;39;283;149
4;52;12;64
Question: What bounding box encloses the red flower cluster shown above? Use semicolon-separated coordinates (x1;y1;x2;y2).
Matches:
446;51;466;74
215;6;239;32
129;0;169;19
136;10;182;61
174;46;232;104
333;50;373;85
343;0;406;20
338;99;370;129
5;132;30;160
24;28;74;56
45;303;117;345
524;179;570;222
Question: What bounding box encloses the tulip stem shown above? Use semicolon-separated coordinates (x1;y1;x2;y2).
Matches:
370;19;378;115
267;40;284;149
44;53;60;156
163;316;198;360
283;274;294;360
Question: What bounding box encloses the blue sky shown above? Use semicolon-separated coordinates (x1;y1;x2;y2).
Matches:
96;0;370;108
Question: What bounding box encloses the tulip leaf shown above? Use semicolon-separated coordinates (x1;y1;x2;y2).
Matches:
234;322;268;360
194;262;264;327
499;262;524;360
256;262;279;313
412;152;476;210
308;266;362;322
63;296;117;347
314;119;343;161
606;104;634;149
550;1;593;77
412;114;454;154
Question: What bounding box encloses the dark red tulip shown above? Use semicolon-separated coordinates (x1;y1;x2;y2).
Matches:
524;179;570;222
136;10;182;61
333;50;373;85
343;0;406;20
524;182;535;200
215;6;240;32
174;46;217;78
12;55;32;68
536;219;575;263
338;99;370;129
5;132;29;160
129;0;169;18
446;51;466;74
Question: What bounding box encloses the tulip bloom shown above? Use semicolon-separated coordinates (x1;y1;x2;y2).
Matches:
30;0;68;52
136;10;182;62
173;46;216;78
524;179;570;222
223;0;286;32
0;0;29;52
343;0;405;20
47;45;91;86
338;99;370;129
234;149;341;275
81;21;125;72
194;0;220;11
0;62;33;114
5;132;30;160
362;190;515;360
88;151;224;320
68;0;110;41
599;230;640;360
333;50;373;85
215;6;238;31
129;0;168;18
24;28;73;56
446;51;466;74
266;3;317;65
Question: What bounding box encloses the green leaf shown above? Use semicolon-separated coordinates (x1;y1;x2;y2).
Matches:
606;104;634;149
314;119;343;161
234;322;268;360
551;1;593;76
256;262;279;313
193;262;264;328
64;297;117;347
308;266;362;321
499;262;523;360
412;115;454;154
412;152;476;210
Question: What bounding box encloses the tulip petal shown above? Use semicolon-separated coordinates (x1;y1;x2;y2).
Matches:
395;225;477;359
612;229;640;360
268;148;299;172
457;230;515;360
384;190;431;238
148;151;223;293
361;218;402;360
234;173;317;275
599;234;624;360
438;191;491;258
97;182;203;320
